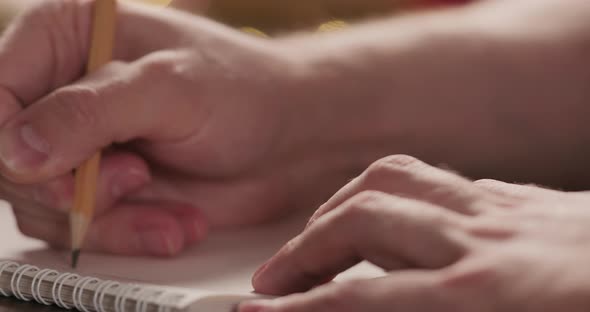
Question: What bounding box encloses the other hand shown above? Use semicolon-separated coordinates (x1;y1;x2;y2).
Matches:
244;155;590;312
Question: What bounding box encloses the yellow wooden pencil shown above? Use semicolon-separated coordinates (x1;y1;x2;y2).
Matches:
70;0;117;269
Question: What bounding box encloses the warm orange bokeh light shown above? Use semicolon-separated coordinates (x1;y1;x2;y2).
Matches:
128;0;172;6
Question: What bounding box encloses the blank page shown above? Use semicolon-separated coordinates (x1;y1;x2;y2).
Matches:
0;200;382;294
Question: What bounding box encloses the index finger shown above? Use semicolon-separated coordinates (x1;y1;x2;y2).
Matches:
253;192;466;295
307;155;490;229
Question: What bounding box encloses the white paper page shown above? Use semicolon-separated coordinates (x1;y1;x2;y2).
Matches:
0;200;382;294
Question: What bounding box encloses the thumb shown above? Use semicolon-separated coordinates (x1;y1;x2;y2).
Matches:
0;52;200;183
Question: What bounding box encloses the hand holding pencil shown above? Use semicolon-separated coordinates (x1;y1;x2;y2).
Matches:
0;0;348;257
0;0;227;257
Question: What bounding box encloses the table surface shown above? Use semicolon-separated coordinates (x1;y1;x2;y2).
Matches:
0;297;65;312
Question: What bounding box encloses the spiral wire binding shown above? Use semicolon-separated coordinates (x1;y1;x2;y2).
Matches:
0;261;19;296
11;264;38;301
73;276;100;312
114;283;140;312
31;269;59;305
157;294;173;312
0;261;185;312
56;272;81;309
94;280;121;312
135;288;161;312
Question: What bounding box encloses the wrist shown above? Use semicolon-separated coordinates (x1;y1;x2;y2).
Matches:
273;6;521;184
277;0;590;191
273;33;407;204
274;29;428;177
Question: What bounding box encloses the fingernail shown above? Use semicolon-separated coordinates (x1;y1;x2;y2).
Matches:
139;230;182;256
238;300;273;312
0;123;50;174
111;169;149;198
252;259;271;283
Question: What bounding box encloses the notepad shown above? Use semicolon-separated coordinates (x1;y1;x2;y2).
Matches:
0;201;382;312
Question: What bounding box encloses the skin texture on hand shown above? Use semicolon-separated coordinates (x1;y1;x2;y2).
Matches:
277;0;590;189
0;0;311;256
1;0;590;259
243;155;590;312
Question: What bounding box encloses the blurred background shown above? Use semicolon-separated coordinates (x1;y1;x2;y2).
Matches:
0;0;444;35
171;0;404;33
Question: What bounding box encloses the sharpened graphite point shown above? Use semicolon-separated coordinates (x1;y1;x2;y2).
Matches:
71;249;81;269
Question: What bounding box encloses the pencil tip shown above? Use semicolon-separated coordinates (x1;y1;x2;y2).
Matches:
71;249;80;269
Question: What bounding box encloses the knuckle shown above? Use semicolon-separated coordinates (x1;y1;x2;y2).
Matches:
337;191;390;229
473;179;501;187
344;191;387;217
49;86;101;130
139;53;197;92
437;262;497;294
426;184;475;206
376;154;422;170
281;238;299;255
365;155;422;182
142;57;177;79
